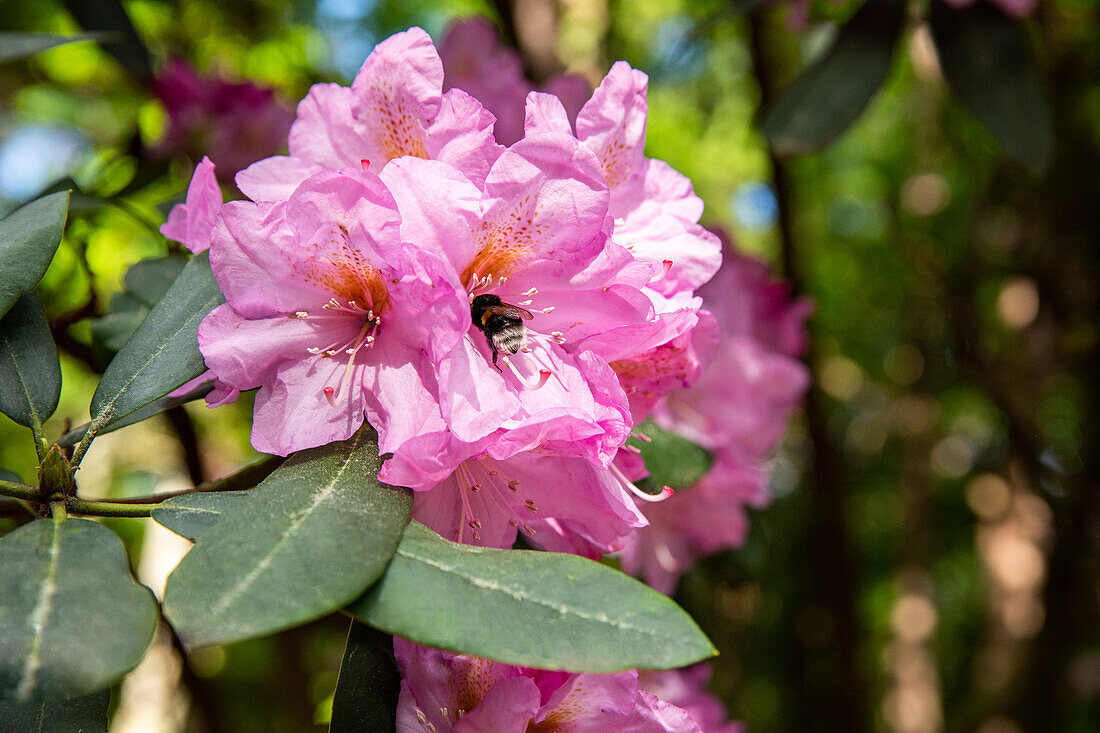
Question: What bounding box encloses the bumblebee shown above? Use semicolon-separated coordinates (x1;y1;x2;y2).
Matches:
470;294;533;367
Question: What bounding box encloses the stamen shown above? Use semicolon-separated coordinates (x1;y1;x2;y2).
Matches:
609;462;675;503
622;444;642;454
522;287;538;296
631;431;653;442
523;524;536;536
288;311;309;319
519;299;533;306
508;480;520;491
540;306;555;314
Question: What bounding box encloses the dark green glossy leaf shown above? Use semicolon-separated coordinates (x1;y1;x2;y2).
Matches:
629;420;712;494
347;522;716;672
0;517;157;702
152;490;254;542
122;256;189;306
0;291;61;428
57;0;151;81
762;0;905;155
329;622;399;733
0;191;69;318
0;33;104;63
0;689;109;732
164;430;413;648
929;2;1054;176
56;378;214;448
89;252;223;431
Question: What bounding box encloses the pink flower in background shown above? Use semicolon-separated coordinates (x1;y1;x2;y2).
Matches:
151;59;294;179
438;17;591;146
942;0;1037;18
639;665;744;733
394;639;703;732
236;27;502;202
622;241;811;592
197;168;467;458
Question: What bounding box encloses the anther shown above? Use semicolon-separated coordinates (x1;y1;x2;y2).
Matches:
623;444;642;454
523;287;538;296
508;480;520;491
541;306;555;314
631;431;653;442
307;347;321;354
509;518;520;527
469;483;481;492
289;311;309;319
468;519;482;529
519;299;533;306
523;524;536;536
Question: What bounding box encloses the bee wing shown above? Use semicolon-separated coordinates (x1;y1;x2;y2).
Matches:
486;304;534;320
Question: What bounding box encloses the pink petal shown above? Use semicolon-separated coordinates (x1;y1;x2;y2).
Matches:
161;156;220;253
455;677;540;733
576;61;649;191
524;91;573;136
235;155;324;202
288;83;370;170
349;27;443;168
427;88;504;188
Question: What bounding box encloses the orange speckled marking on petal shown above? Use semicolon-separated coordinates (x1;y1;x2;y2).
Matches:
291;223;391;312
598;139;633;189
529;678;590;731
361;81;430;163
462;195;550;286
448;657;500;721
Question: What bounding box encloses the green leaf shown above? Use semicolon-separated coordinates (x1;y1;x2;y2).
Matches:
164;430;413;648
0;517;157;702
762;0;905;155
0;689;109;733
347;522;716;672
89;251;223;431
929;2;1054;176
152;490;254;542
0;191;70;319
628;420;712;494
56;378;215;448
0;33;104;63
0;291;61;429
329;622;400;733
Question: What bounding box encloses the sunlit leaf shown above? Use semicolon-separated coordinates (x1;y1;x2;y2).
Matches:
0;689;109;733
0;518;157;702
164;430;413;648
762;0;905;155
0;291;61;429
929;2;1054;176
89;256;189;359
89;252;223;431
0;191;70;319
628;420;712;494
329;622;400;733
347;522;716;673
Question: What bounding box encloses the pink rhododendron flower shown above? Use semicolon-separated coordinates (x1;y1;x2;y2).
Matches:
439;17;591;146
942;0;1037;18
621;244;811;592
376;136;644;479
196;167;467;457
524;63;722;298
394;639;703;732
639;665;744;733
151;59;294;179
236;27;502;202
406;451;645;555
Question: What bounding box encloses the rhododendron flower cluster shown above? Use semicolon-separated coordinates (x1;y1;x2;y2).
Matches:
172;23;807;728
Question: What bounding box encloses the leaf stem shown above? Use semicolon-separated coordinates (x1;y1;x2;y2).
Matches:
68;420;100;469
0;479;42;502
